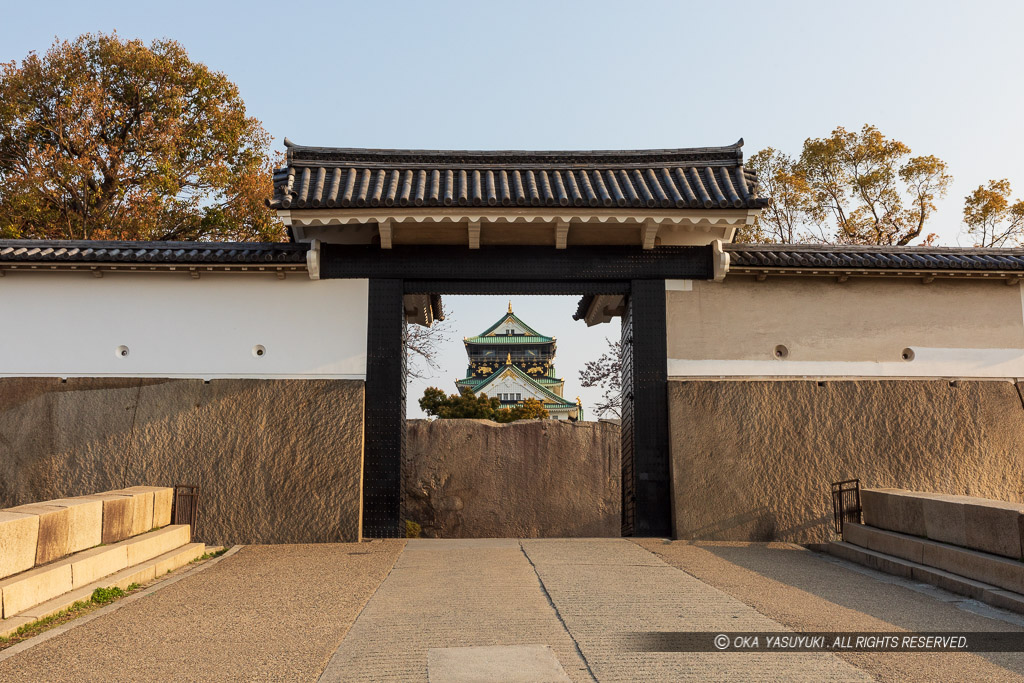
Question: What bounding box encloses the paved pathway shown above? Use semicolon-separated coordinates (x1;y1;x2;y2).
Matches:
322;538;866;681
3;538;1024;681
320;539;593;681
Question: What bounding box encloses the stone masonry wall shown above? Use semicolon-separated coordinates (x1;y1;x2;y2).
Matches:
0;378;365;545
404;419;620;538
670;379;1024;544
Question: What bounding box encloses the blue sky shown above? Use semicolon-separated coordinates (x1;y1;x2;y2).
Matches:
4;0;1023;416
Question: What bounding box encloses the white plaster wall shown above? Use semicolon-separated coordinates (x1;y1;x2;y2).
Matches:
665;276;1024;379
0;272;368;379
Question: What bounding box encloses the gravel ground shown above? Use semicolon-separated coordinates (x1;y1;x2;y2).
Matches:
0;541;404;682
634;539;1024;683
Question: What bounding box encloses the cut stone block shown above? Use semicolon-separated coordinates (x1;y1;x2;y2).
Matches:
17;586;93;621
78;494;133;544
842;523;925;564
123;525;190;567
922;495;967;548
910;564;990;601
0;616;34;639
961;497;1024;559
45;498;103;553
827;541;915;578
105;489;155;536
982;588;1024;614
118;487;174;528
70;544;129;589
7;504;72;565
920;539;1024;595
0;561;73;618
111;563;157;589
861;488;926;537
0;512;39;580
152;543;205;576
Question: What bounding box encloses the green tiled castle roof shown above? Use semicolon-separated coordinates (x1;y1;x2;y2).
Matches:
464;334;553;345
457;363;576;408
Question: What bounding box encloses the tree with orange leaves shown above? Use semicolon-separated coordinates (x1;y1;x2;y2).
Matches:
0;33;283;241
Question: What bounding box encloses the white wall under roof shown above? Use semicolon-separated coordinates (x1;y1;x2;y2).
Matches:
0;272;368;379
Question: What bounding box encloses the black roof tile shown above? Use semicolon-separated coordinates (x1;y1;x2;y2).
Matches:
726;244;1024;272
270;140;769;211
0;240;307;264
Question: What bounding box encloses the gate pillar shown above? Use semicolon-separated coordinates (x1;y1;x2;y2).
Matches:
362;278;406;538
621;279;672;537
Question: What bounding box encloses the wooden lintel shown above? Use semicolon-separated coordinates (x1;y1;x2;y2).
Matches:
378;218;393;249
641;220;658;250
468;220;481;249
555;220;569;249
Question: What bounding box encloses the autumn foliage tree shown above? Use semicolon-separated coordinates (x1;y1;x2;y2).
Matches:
0;33;282;241
743;125;951;246
961;179;1024;247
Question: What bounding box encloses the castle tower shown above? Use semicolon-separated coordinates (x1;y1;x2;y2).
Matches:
455;303;583;420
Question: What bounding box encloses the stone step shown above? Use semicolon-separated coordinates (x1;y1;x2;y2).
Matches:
843;523;1024;594
827;541;1024;615
861;488;1024;559
0;525;190;619
0;542;206;638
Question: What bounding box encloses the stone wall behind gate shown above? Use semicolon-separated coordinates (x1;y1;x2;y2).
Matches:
669;379;1024;544
0;377;365;545
404;419;621;538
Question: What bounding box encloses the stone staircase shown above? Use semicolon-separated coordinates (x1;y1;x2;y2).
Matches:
829;488;1024;614
0;487;209;638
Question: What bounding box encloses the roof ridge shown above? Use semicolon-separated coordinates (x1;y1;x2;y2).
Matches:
282;140;745;168
476;310;546;338
0;239;302;250
727;243;1024;256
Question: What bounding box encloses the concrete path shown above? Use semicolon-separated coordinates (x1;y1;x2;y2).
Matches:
322;538;866;682
320;539;594;682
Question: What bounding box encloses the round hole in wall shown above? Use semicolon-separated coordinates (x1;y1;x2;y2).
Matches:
252;344;266;358
115;345;129;358
773;344;789;359
901;347;915;361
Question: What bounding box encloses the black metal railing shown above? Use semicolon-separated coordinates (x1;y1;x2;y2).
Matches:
172;484;200;540
831;479;862;536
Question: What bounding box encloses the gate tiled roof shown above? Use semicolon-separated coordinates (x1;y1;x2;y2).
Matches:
270;140;769;211
0;240;307;264
726;244;1024;271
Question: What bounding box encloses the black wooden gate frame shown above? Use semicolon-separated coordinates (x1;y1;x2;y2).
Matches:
321;243;713;538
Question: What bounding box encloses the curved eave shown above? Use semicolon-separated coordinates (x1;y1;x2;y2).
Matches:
464;337;555;346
